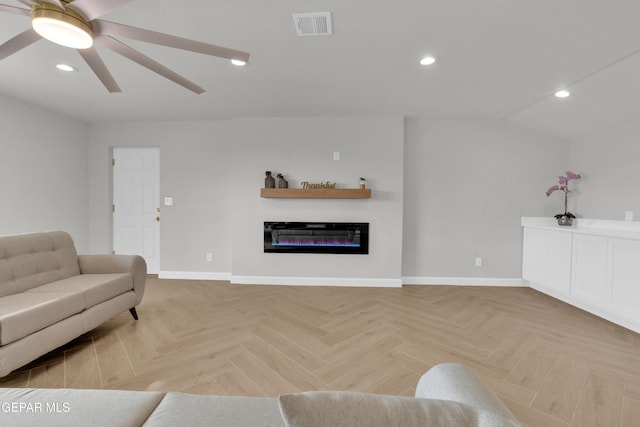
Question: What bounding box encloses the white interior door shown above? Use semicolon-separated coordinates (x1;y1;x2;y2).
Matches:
113;147;160;274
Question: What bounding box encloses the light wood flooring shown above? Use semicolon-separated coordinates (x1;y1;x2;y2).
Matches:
1;279;639;426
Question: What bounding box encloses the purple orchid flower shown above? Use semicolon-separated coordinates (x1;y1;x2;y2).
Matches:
546;171;581;219
565;171;581;180
546;185;560;196
547;172;582;196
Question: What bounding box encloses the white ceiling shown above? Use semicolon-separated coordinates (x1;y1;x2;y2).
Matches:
1;0;640;139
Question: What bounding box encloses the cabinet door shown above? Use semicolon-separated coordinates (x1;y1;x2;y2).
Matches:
546;232;572;296
523;228;572;297
609;238;640;323
571;234;608;307
523;228;547;283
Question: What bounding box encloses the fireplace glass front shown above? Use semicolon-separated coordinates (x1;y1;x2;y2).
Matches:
264;222;369;254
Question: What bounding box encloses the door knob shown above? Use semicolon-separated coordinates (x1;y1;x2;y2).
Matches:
156;216;160;222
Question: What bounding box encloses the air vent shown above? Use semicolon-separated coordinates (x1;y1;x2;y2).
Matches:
292;12;332;36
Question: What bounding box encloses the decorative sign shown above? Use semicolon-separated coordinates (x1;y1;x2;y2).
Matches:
300;181;337;189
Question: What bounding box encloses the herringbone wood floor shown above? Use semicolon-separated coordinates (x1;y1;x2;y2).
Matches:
1;279;640;426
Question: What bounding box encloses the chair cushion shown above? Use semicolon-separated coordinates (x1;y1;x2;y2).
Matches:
27;273;133;309
278;391;521;427
0;291;85;345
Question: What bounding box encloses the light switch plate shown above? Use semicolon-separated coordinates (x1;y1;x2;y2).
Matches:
164;197;173;206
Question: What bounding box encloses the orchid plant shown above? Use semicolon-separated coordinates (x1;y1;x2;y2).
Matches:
546;171;581;219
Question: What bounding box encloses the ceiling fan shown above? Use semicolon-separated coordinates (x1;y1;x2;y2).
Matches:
0;0;250;93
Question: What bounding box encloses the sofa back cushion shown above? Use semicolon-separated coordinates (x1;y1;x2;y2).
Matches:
0;231;81;297
278;391;521;427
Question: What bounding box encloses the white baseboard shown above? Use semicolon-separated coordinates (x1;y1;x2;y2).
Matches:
402;276;527;287
158;271;232;281
230;275;402;287
156;272;525;288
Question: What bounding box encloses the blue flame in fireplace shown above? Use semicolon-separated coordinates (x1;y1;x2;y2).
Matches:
274;239;360;248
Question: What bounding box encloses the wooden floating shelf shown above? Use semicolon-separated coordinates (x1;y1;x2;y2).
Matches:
260;188;371;199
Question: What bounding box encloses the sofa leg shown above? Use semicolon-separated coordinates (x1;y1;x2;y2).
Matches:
129;307;139;320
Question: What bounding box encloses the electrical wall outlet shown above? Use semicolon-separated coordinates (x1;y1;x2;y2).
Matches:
333;151;340;160
475;257;482;267
206;253;213;262
625;211;634;221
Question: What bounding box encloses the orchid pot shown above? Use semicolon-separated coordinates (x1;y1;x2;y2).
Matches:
556;214;574;226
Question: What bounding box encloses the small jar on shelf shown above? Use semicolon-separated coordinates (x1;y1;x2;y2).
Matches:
277;173;288;188
265;171;275;188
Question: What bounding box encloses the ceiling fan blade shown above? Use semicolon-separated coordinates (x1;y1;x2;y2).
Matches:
77;45;121;93
96;35;205;94
94;20;250;63
42;0;66;8
0;4;31;16
15;0;38;7
0;28;40;61
67;0;136;21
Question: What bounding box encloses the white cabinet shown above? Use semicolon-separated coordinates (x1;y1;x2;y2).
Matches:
523;228;572;298
522;217;640;333
571;234;608;307
609;238;640;325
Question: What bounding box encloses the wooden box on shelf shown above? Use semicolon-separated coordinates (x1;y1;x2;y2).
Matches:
260;188;371;199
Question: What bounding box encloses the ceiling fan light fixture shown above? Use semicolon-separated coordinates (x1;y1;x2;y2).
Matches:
31;3;93;49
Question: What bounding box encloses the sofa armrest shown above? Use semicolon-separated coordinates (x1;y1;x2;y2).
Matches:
78;254;147;305
415;363;520;425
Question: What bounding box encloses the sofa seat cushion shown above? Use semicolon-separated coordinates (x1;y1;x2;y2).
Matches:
0;291;85;345
0;387;165;427
278;391;521;427
143;393;285;427
26;273;133;310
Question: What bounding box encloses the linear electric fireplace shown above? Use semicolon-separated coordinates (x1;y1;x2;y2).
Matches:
264;222;369;254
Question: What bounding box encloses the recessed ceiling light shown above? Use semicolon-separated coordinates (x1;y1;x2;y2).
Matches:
55;63;77;72
419;56;437;66
231;59;247;67
555;90;570;98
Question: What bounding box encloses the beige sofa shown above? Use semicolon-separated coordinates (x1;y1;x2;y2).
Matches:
0;231;146;377
0;363;521;426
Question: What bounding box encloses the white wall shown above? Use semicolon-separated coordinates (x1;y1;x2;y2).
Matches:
402;118;570;280
0;94;89;250
87;116;572;284
88;120;235;275
230;117;404;285
569;123;640;221
88;117;404;284
3;89;628;284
